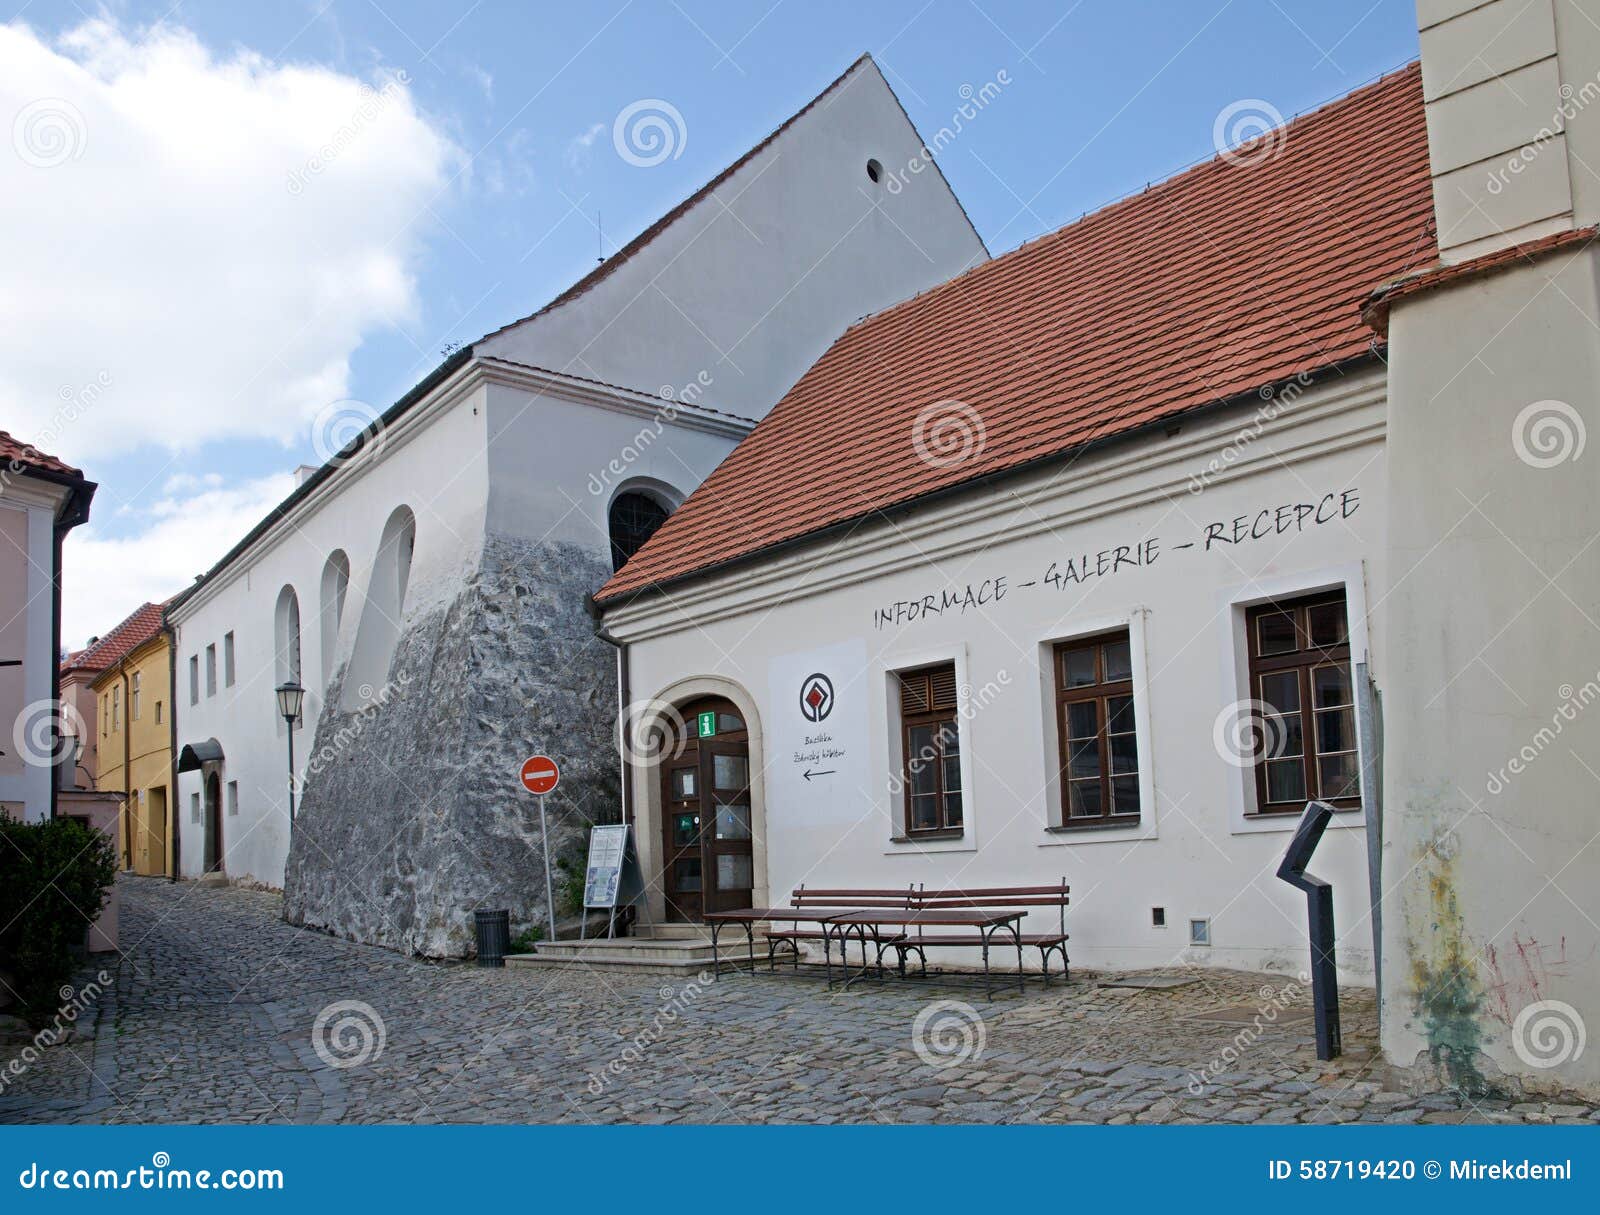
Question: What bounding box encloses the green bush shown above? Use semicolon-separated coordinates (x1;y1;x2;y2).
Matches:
0;817;118;1027
508;925;544;953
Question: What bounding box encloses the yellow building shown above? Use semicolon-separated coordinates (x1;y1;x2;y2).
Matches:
79;603;174;875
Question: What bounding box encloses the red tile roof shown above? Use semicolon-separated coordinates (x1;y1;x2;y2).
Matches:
62;601;167;676
0;430;81;479
597;63;1434;605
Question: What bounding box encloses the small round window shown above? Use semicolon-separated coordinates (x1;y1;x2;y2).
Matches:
866;158;883;184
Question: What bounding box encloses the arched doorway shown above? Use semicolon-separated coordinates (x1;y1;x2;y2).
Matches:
203;771;223;874
659;697;752;921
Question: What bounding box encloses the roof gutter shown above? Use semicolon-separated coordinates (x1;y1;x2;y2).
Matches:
595;352;1385;613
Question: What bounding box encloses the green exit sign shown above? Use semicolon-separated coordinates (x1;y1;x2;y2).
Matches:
697;711;717;738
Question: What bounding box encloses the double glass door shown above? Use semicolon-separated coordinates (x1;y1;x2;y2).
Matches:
660;699;753;921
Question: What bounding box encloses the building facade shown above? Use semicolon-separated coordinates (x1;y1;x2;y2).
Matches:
0;432;94;823
166;55;987;956
598;2;1600;1101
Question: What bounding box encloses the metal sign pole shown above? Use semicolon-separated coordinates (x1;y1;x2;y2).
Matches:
538;792;557;943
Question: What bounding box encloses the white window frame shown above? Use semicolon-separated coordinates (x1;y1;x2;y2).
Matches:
1035;608;1160;847
1217;561;1372;836
873;641;978;856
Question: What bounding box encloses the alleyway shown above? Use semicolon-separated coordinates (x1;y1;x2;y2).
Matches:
3;877;1593;1125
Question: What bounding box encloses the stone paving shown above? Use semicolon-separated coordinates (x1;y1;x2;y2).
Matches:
2;876;1596;1126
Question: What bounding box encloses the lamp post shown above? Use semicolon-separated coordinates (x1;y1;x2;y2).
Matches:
275;681;305;822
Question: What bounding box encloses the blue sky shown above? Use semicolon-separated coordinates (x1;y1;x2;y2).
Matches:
3;1;1421;643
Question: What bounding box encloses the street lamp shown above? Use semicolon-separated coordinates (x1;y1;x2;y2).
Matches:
275;681;305;822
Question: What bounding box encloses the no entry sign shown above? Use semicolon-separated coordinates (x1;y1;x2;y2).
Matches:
520;755;560;795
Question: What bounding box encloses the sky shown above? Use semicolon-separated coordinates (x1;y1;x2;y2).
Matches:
0;0;1422;647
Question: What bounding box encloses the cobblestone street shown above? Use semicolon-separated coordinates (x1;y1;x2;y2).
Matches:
2;877;1595;1126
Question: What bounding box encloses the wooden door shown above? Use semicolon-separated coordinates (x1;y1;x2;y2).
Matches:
204;772;223;873
658;699;753;921
148;787;168;877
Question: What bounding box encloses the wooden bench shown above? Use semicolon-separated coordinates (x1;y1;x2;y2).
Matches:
763;885;916;973
892;882;1071;985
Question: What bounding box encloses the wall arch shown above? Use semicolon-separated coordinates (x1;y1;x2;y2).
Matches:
319;550;350;683
341;507;416;711
630;674;767;922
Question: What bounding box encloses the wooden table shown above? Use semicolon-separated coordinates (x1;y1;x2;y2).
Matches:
702;907;893;984
824;909;1028;999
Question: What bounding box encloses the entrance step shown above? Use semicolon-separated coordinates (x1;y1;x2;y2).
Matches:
506;931;776;974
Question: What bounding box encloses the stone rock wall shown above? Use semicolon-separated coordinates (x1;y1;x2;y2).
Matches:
283;532;621;957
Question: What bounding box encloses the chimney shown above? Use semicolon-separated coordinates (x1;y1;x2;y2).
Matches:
293;464;319;488
1417;0;1599;263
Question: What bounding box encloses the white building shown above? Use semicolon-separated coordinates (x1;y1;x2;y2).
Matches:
598;3;1600;1100
165;55;986;955
0;432;94;822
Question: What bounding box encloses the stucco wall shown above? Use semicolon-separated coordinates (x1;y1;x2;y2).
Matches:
1378;248;1600;1097
0;484;61;822
609;369;1388;981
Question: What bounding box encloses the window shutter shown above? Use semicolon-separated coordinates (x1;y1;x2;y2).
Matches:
899;671;929;714
930;665;959;712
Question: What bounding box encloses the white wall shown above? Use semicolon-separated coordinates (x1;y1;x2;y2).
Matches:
170;378;490;885
0;477;67;822
608;369;1388;980
477;58;988;419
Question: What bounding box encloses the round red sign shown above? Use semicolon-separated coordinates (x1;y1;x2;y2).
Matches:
520;755;560;795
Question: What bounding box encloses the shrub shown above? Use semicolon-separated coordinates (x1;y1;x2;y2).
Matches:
0;817;118;1027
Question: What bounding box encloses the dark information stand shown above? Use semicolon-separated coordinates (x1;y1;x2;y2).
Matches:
1276;800;1342;1060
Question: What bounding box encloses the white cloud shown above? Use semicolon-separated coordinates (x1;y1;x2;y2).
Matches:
61;472;295;647
564;121;606;172
0;18;460;460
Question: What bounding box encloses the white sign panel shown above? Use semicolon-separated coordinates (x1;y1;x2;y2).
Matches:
765;638;870;829
583;824;630;909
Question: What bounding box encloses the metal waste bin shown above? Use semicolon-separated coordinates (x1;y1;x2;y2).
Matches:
474;908;511;968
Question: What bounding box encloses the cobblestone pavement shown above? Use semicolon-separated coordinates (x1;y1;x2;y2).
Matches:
3;877;1596;1126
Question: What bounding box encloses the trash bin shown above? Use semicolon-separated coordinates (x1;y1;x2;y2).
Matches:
474;908;511;968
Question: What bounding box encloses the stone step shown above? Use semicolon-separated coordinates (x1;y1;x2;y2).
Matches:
503;931;786;974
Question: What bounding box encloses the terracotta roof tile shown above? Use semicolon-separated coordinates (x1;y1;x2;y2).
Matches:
597;64;1434;604
62;601;167;675
0;430;81;479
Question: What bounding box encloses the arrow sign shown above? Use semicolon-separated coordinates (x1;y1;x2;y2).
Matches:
802;768;836;782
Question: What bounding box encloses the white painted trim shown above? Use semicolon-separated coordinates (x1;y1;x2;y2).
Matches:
1217;560;1371;836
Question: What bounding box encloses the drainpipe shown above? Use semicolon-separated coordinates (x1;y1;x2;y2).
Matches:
584;594;631;824
165;618;179;882
120;663;132;870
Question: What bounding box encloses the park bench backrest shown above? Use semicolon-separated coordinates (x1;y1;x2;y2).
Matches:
913;881;1070;933
790;884;917;911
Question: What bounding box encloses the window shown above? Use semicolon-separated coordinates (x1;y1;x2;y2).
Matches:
111;685;121;732
190;792;201;824
154;700;163;725
320;551;350;682
100;695;108;736
189;655;199;705
608;491;670;571
897;663;962;835
205;644;217;697
1054;631;1141;826
1246;590;1361;813
224;632;235;687
227;780;239;817
131;672;141;721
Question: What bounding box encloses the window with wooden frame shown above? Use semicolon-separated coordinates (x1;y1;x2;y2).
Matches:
897;663;963;836
1054;631;1141;826
1246;590;1361;813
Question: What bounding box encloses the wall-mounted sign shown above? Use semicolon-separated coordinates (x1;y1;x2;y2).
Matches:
697;710;717;738
799;673;834;722
768;641;868;827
